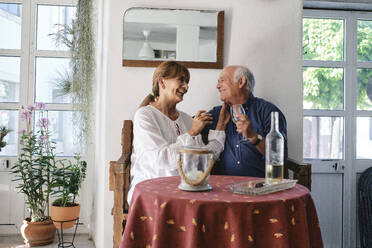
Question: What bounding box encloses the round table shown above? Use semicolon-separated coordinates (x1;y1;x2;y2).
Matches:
120;175;323;248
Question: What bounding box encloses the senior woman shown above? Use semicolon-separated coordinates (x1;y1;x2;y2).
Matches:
127;61;229;204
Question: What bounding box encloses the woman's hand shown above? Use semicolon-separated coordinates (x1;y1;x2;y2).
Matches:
189;110;213;136
236;114;255;139
216;103;230;131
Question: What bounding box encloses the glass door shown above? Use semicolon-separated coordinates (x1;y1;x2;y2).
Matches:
303;9;372;247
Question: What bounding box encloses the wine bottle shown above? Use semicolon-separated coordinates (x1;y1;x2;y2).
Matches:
265;112;284;184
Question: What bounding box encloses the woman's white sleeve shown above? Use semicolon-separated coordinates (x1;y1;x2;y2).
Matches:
194;130;225;159
134;110;196;172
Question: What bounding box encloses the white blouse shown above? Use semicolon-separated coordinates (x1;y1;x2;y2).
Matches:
127;105;225;204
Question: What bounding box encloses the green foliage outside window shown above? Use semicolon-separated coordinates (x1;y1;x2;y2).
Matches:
303;18;344;61
303;18;372;110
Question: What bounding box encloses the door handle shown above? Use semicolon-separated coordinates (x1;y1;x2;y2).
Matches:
331;162;344;172
1;159;9;170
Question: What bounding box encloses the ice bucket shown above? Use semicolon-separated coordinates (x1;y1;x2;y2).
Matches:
178;146;214;191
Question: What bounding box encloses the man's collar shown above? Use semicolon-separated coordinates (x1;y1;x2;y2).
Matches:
242;93;254;110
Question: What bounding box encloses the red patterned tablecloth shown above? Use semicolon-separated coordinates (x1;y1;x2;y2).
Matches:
120;175;323;248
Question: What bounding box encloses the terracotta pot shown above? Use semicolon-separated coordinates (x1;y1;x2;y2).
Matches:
21;218;56;247
51;204;80;229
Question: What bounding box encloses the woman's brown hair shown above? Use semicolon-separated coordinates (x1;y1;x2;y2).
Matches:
139;61;190;107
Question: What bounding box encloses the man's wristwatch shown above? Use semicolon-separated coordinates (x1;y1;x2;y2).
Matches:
251;134;263;146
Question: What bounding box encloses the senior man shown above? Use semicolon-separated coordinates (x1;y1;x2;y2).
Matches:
202;65;287;177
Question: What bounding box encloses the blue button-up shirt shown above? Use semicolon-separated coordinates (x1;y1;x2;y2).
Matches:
203;93;288;177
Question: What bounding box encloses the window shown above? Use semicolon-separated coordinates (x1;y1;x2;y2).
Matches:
303;11;372;160
303;16;345;159
0;0;78;157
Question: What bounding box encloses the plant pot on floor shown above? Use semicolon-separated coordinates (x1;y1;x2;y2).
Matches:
21;218;56;247
51;204;80;229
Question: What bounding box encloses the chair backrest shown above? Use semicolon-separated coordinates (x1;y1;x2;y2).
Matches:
120;120;133;212
109;120;133;248
284;158;312;191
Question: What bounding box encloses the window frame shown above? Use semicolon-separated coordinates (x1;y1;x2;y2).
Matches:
0;0;78;157
303;10;349;162
303;9;372;163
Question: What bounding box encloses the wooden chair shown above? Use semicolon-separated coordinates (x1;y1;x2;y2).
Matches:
284;158;312;191
109;120;132;248
109;120;312;248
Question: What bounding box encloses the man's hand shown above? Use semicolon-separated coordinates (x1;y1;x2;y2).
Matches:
236;113;265;154
189;110;213;136
235;114;256;139
216;103;230;131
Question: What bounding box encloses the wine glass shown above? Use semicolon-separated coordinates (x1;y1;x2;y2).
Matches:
230;104;245;124
230;104;248;141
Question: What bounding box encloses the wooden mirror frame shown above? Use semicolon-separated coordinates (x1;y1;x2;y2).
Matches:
122;9;224;69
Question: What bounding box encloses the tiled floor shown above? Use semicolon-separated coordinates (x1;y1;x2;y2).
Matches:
0;234;95;248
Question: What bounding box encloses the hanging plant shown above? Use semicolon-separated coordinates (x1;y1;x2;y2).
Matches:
50;0;94;149
71;0;94;148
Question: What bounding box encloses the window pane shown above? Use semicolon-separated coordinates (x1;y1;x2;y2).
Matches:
0;110;18;156
35;57;71;104
0;3;22;49
303;67;344;110
35;110;77;156
36;5;76;51
357;20;372;62
357;117;372;159
0;56;20;102
357;69;372;110
303;18;344;61
303;116;344;159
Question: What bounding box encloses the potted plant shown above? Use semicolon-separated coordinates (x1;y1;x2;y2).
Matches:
11;103;56;246
50;154;87;229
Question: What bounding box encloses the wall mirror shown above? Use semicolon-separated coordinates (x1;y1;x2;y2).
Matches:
123;7;224;69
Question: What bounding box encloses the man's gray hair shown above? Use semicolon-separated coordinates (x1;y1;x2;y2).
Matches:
234;66;255;92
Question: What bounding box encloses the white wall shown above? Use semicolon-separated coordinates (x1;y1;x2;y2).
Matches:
94;0;303;247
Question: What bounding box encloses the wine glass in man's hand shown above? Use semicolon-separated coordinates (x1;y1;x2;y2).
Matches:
230;104;246;124
230;104;248;142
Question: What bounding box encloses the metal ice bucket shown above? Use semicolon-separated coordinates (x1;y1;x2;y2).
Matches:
178;146;214;191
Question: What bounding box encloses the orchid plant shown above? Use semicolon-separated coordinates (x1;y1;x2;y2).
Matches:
11;103;56;222
11;103;87;221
